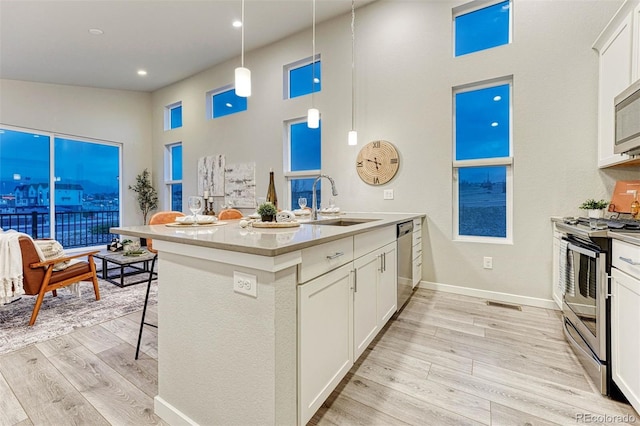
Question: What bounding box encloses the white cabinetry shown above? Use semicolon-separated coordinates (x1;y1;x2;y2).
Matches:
298;224;399;424
610;239;640;415
593;0;639;167
412;218;423;288
298;263;354;425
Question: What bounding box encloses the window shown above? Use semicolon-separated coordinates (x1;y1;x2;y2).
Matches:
207;87;247;119
165;143;182;211
0;126;121;248
454;0;511;57
164;101;182;130
285;118;321;210
453;78;512;241
284;55;321;99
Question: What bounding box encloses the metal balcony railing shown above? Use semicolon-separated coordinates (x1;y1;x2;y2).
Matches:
0;210;119;249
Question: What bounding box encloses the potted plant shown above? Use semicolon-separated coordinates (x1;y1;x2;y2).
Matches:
257;202;277;222
129;169;159;225
579;199;609;218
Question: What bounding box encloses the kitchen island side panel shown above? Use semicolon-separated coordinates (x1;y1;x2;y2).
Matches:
154;250;297;425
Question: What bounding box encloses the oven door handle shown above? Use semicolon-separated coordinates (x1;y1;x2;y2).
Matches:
567;242;598;258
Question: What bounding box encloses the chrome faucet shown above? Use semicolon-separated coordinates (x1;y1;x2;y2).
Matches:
311;175;338;220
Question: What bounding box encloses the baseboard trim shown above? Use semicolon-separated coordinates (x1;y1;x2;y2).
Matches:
155;395;198;426
418;280;558;310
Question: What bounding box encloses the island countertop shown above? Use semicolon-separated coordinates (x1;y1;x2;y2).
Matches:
111;212;424;257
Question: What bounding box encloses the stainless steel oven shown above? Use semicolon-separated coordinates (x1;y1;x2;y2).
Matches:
556;221;612;395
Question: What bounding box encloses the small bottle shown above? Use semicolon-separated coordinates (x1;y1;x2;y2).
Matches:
631;191;639;219
266;169;278;210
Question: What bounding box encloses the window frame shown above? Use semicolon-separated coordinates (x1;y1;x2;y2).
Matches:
206;84;248;119
283;117;321;210
453;0;512;57
452;76;513;244
164;101;183;131
283;54;322;100
164;142;182;211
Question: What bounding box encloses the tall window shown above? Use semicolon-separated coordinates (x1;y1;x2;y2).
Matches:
165;143;182;211
207;86;247;119
454;0;511;57
285;118;321;210
165;101;183;130
0;126;121;248
284;55;321;99
453;78;512;242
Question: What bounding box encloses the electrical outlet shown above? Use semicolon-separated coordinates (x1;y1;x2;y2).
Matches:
383;189;394;200
233;271;257;297
483;256;493;270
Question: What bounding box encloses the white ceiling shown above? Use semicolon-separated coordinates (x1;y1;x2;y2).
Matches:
0;0;373;93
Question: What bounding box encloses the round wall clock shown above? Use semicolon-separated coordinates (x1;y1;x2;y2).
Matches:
356;140;400;185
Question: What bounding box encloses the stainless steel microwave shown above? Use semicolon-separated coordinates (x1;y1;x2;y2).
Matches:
614;79;640;155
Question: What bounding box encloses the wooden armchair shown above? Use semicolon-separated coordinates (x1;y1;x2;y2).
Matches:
18;237;100;326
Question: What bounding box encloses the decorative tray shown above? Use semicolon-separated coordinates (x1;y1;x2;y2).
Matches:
252;221;300;228
165;221;228;228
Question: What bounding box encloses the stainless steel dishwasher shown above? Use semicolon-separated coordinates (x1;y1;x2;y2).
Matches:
397;220;414;310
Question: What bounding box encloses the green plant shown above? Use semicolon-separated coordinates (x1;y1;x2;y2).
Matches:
257;202;277;216
579;199;609;210
129;169;158;225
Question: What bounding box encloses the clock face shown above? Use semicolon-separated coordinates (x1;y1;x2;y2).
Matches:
356;140;400;185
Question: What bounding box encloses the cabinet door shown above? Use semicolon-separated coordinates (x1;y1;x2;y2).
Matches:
378;242;397;326
353;249;380;359
633;3;640;82
611;268;640;415
298;262;353;425
597;13;633;167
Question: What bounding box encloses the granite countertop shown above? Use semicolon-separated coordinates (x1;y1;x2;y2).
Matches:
111;212;425;257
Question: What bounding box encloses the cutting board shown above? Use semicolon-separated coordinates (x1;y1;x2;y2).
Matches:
252;221;300;228
609;180;640;213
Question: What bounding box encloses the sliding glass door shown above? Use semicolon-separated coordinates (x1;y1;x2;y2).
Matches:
0;127;121;248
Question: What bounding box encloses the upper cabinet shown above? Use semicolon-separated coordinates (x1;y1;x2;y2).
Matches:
593;0;640;168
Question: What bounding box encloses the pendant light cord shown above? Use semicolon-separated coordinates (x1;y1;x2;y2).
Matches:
351;0;355;130
241;0;245;67
311;0;316;107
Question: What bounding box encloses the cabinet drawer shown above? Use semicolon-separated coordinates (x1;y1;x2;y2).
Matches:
412;230;422;246
613;239;640;279
298;237;354;283
412;243;422;261
412;256;422;287
354;226;395;259
413;218;422;233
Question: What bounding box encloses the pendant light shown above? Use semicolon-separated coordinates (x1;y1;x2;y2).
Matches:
307;0;319;129
235;0;251;97
348;0;357;145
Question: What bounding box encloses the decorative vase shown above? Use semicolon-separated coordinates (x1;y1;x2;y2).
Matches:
261;214;274;223
587;209;604;219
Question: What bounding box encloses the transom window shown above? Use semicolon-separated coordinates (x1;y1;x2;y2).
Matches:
164;142;182;211
164;101;183;130
454;0;511;57
284;118;321;210
284;55;321;99
207;86;248;119
453;78;513;242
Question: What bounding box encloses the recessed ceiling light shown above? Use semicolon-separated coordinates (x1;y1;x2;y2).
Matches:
493;95;502;101
137;70;148;76
88;28;104;36
232;20;242;28
491;122;499;127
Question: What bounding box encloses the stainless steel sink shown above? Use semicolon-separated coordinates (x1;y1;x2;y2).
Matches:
309;218;380;226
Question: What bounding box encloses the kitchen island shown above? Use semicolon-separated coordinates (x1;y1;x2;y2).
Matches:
111;212;424;425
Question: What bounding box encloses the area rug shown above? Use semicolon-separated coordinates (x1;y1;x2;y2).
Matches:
0;278;157;355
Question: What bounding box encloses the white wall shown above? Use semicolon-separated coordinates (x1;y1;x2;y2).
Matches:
0;79;152;225
151;0;639;303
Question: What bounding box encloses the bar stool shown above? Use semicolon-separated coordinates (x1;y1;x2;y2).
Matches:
135;211;184;360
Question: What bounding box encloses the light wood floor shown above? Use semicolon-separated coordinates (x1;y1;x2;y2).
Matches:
1;288;638;425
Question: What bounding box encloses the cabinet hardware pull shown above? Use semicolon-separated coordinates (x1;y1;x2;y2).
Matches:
383;252;386;272
619;256;640;266
354;268;358;292
326;252;344;260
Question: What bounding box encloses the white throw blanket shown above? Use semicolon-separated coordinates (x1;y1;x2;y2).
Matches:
0;230;78;305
